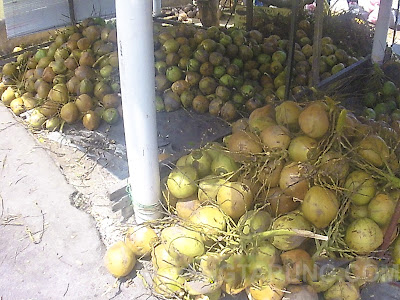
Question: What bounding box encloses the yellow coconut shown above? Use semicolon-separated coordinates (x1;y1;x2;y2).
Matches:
104;241;136;278
358;135;390;167
167;166;198;199
189;205;227;234
288;135;318;162
154;267;185;297
125;225;158;257
260;124;291;151
216;181;254;220
279;162;310;200
298;103;329;139
301;186;339;229
198;176;227;203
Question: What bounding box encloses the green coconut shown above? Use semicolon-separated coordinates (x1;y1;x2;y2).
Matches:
345;218;383;254
271;211;312;251
186;150;212;178
344;171;376;206
238;209;272;235
367;193;395;227
211;153;239;177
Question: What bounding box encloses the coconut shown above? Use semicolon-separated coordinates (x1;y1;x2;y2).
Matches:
307;267;344;293
227;130;262;158
175;196;201;219
271;211;312;250
76;94;93;112
2;62;17;76
349;257;379;287
2;87;16;106
125;225;158;257
186;150;212;178
248;267;287;299
48;83;69;104
39;101;60;118
197;253;226;282
220;101;238;121
49;59;67;74
59;102;79;124
281;249;314;285
301;186;339;229
45;116;61;131
152;244;184;269
344;170;376;206
231;118;249;133
324;281;360;300
247;243;279;285
266;187;300;217
10;97;25;116
94;81;112;99
279;162;310;200
102;93;120;109
238;209;272;235
216;181;253;220
349;204;368;220
257;160;284;188
197;176;227;203
367;193;395;227
211;153;239;177
260;124;291;150
275;100;302;131
185;277;223;297
75;65;95;81
161;225;205;265
357;135;390;167
163;90;181;112
288;135;318;163
104;241;136;278
154;267;185;297
21;94;38;110
221;253;249;295
167;166;198;199
192;95;210;114
298;103;329;139
318;150;349;182
189;205;227;235
102;108;119;124
37;56;53;69
42;66;56;83
345;218;383;254
392;236;400;264
28;109;46;129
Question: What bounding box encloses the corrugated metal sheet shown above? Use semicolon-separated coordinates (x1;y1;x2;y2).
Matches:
4;0;115;38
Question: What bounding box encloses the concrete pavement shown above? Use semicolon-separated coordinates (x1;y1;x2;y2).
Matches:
0;103;150;300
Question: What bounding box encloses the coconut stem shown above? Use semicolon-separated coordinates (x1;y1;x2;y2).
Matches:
59;120;66;133
249;229;328;241
379;197;400;256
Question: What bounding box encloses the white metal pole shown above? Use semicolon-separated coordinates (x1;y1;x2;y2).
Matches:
153;0;162;16
371;0;392;64
115;0;162;223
